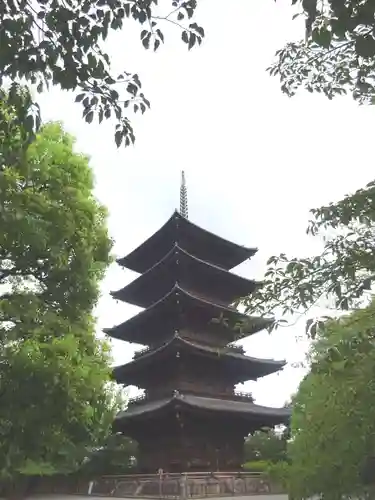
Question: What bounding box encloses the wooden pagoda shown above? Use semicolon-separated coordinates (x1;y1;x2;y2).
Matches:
105;178;289;473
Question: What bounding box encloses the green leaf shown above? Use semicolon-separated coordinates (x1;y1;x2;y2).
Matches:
114;130;122;147
312;27;332;49
188;33;196;50
85;110;94;124
141;32;151;49
355;34;375;59
154;39;160;51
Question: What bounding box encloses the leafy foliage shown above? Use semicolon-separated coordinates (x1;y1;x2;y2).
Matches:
287;301;375;499
0;119;112;341
0;100;117;482
265;460;290;491
271;0;375;103
0;84;41;168
0;0;204;147
243;460;270;472
81;434;138;475
0;325;119;479
242;179;375;331
244;429;288;463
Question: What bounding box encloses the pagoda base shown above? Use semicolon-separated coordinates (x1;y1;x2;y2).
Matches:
114;393;289;475
116;404;264;474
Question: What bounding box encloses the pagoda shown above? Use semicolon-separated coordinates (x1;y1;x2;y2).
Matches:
105;172;289;473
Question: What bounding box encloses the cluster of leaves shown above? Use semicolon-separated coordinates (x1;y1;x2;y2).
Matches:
270;0;375;103
0;84;41;169
287;301;375;499
244;429;288;464
0;92;119;483
0;0;204;147
81;434;138;476
242;178;375;332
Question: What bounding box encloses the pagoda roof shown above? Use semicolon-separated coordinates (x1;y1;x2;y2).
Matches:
111;245;261;308
103;285;272;345
114;393;290;427
117;211;257;273
113;335;286;385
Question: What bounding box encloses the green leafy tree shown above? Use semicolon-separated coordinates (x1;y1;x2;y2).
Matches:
0;101;118;489
81;434;138;476
244;429;287;463
242;179;375;332
0;0;204;147
287;301;375;499
271;0;375;104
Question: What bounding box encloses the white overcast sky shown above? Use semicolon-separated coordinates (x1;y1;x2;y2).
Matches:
38;0;375;407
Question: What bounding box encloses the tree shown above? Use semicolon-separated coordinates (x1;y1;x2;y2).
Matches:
0;103;118;488
0;0;204;147
242;179;375;332
244;429;287;464
271;0;375;104
81;434;138;476
287;301;375;499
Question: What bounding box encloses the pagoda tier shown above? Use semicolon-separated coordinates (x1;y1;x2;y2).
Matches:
112;245;260;308
113;334;286;387
113;393;290;472
117;211;257;273
104;285;271;346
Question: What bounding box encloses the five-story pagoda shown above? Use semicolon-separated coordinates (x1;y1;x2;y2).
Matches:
104;173;289;473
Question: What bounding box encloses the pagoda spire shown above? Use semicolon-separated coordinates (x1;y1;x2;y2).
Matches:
180;170;188;219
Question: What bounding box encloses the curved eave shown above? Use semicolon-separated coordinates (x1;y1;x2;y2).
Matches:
113;336;285;384
114;394;291;426
111;244;261;308
116;211;257;273
103;285;272;344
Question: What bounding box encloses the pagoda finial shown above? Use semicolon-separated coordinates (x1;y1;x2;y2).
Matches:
180;170;188;219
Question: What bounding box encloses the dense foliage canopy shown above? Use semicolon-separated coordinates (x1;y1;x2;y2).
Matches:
0;0;204;147
0;98;118;484
272;0;375;104
0;326;117;479
288;301;375;499
244;429;287;464
81;434;138;476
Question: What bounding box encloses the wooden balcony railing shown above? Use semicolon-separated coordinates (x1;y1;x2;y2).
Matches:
128;389;253;406
133;342;244;359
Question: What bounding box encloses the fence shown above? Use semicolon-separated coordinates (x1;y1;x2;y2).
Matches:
80;471;285;498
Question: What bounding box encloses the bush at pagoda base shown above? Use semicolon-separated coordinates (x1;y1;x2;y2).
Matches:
80;435;138;476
